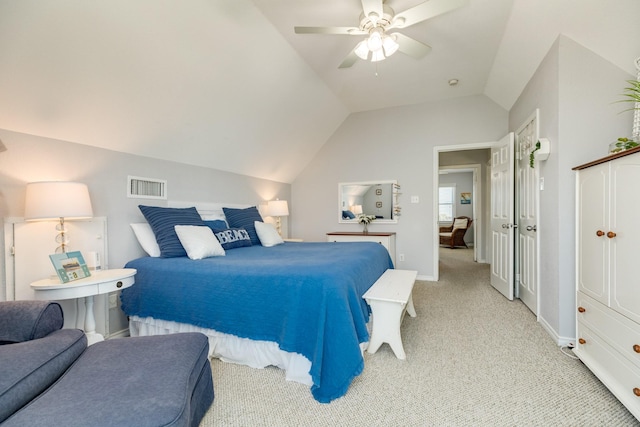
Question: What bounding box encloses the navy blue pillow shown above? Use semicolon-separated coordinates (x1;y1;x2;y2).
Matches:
139;205;205;258
211;228;252;250
204;219;228;230
222;206;263;246
342;210;355;219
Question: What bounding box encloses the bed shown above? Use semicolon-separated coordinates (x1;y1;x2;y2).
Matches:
120;237;392;403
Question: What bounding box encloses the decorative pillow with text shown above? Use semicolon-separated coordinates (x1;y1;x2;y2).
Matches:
211;227;253;250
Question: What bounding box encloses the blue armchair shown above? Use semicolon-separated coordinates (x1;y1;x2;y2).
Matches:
0;301;86;423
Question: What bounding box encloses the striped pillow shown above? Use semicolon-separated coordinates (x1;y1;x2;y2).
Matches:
139;205;205;258
222;206;263;245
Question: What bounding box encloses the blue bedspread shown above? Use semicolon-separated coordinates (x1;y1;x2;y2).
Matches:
121;241;392;403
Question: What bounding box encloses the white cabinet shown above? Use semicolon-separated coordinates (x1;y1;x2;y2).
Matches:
326;232;396;266
574;148;640;420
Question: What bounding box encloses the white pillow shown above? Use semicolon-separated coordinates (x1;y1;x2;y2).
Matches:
130;223;161;257
174;225;225;260
254;221;284;247
453;218;468;229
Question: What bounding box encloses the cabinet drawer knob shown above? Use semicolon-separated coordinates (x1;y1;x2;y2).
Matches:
634;388;640;397
634;344;640;354
596;230;605;237
116;281;123;288
578;338;586;345
578;306;586;313
607;231;617;239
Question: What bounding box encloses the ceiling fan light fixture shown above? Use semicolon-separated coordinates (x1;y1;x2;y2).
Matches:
355;40;370;60
382;34;399;57
371;48;386;62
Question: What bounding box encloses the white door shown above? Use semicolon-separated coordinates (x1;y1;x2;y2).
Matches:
516;112;539;314
490;133;515;300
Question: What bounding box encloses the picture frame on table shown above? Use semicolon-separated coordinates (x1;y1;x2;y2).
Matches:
49;251;91;283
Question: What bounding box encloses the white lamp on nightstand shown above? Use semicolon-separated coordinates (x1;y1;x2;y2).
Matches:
24;181;94;253
267;199;289;236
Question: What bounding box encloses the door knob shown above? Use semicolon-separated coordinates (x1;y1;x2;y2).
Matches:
578;338;586;345
526;225;537;232
596;230;605;237
607;231;617;239
578;307;586;313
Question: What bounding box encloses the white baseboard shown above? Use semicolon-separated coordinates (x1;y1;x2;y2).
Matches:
538;315;575;347
416;274;435;281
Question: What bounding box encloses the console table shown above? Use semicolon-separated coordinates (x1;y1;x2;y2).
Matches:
326;232;396;266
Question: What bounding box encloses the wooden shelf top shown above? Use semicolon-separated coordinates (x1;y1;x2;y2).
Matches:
573;145;640;170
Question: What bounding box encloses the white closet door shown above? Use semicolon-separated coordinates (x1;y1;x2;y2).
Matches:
490;133;515;300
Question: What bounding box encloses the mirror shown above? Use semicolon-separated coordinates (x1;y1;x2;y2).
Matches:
339;180;399;224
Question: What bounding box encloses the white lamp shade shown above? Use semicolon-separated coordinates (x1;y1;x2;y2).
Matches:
354;40;369;60
367;30;383;52
382;34;399;57
25;181;93;221
351;205;363;215
371;49;386;62
268;199;289;217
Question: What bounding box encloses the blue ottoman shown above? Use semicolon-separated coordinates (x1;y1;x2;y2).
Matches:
4;333;214;427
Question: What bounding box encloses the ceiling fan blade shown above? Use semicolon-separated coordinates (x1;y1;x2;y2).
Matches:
361;0;383;19
392;0;468;29
295;26;366;35
338;49;360;69
393;33;432;59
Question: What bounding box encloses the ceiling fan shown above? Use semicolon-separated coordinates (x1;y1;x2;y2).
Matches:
294;0;468;68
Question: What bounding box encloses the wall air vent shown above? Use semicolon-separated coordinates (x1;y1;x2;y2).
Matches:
127;176;167;200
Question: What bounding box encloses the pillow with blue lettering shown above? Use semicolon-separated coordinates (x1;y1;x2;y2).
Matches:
211;227;253;250
138;205;205;258
222;206;263;245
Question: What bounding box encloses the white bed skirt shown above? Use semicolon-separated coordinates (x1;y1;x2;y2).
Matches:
128;315;313;386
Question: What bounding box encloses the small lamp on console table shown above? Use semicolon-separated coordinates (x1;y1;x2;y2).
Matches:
267;199;289;236
24;181;94;253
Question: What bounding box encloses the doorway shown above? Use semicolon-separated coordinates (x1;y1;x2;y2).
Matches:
433;143;493;282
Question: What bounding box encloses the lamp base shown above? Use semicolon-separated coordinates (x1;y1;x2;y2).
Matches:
55;217;69;253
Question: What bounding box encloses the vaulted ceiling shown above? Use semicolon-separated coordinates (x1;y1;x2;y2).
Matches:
0;0;638;183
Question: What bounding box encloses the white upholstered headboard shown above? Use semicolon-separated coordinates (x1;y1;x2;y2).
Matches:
167;201;269;221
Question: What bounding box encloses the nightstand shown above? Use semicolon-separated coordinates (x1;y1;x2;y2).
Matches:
31;268;136;345
327;232;396;266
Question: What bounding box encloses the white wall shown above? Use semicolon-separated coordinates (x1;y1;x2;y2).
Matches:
0;128;290;299
291;95;508;279
509;36;635;343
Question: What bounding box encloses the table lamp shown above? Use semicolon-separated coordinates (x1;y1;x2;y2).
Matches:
24;181;94;253
267;199;289;236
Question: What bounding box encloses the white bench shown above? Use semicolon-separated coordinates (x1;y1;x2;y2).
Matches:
363;269;417;360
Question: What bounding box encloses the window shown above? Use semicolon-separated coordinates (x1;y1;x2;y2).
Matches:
439;185;456;222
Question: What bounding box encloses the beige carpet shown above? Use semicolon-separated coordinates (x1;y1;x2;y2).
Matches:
200;248;638;426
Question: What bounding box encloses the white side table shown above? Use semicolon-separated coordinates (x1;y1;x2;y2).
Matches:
31;268;136;345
